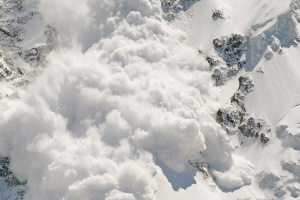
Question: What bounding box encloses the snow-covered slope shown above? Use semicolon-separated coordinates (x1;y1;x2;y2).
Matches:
0;0;299;199
165;0;300;199
0;0;56;97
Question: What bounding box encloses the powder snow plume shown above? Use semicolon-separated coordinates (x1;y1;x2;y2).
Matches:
0;0;254;199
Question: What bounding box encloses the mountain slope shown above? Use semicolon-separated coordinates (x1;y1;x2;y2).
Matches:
162;0;300;199
0;0;299;200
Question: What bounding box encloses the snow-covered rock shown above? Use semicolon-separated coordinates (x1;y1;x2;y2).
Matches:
0;157;26;200
212;9;228;21
161;0;199;20
0;0;56;96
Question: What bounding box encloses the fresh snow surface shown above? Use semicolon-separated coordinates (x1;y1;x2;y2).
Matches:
174;0;291;50
0;0;300;200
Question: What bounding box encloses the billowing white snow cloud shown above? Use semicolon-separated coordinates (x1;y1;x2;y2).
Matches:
0;0;254;199
212;155;254;190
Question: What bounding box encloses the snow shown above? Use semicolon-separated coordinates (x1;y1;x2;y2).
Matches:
167;0;300;199
18;14;47;49
217;72;241;106
246;46;300;126
173;0;292;51
0;0;300;199
0;0;249;199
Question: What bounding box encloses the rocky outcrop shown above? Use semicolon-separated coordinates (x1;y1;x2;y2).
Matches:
231;75;254;107
210;0;300;85
238;118;270;143
217;105;243;134
212;9;226;21
213;34;247;67
216;75;270;143
211;34;247;85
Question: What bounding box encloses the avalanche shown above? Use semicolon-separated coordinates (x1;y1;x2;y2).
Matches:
0;0;299;200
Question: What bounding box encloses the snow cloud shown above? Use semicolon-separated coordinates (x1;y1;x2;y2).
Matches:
1;0;254;199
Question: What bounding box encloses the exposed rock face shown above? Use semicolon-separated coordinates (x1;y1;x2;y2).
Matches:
213;34;247;68
231;75;254;107
217;105;243;134
211;34;247;86
238;118;270;143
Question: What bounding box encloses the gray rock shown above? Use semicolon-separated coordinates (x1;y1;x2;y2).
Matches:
212;9;225;21
211;34;247;85
213;34;247;67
